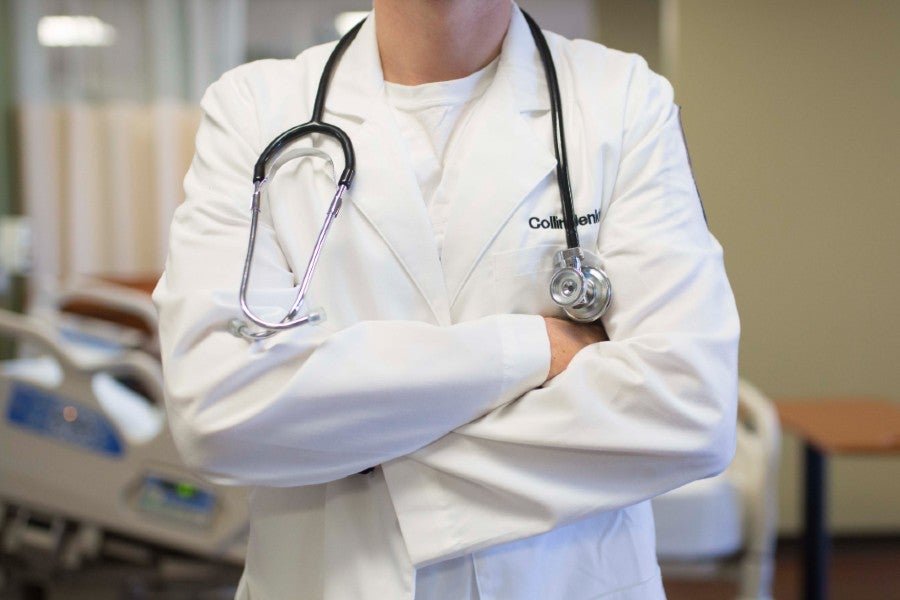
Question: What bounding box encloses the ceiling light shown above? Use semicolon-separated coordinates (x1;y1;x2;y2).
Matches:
37;15;117;47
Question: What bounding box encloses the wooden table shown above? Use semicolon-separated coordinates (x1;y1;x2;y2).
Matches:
775;398;900;600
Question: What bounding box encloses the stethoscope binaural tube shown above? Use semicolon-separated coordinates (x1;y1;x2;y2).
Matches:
231;19;365;340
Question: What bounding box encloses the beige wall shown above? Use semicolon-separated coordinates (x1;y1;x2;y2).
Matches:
662;0;900;533
597;0;661;72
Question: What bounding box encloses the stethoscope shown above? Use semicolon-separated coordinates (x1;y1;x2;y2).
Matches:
230;11;611;341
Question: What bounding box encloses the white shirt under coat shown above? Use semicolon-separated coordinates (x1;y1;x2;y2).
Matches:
385;57;498;258
153;5;740;599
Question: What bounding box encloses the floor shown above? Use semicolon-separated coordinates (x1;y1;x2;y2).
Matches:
663;537;900;600
2;537;898;599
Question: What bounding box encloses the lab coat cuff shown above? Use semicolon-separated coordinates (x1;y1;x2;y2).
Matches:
496;313;551;405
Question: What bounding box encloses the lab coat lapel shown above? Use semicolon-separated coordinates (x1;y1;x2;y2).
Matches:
441;8;556;307
325;16;452;325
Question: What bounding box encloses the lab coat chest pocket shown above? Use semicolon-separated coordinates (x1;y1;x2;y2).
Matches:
490;243;563;317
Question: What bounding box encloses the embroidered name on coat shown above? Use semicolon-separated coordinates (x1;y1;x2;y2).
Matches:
529;209;600;230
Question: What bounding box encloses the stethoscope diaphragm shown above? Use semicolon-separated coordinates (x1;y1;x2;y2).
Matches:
549;248;612;322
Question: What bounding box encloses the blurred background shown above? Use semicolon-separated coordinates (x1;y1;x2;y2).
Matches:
0;0;897;598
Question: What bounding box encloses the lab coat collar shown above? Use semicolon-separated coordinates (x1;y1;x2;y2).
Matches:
322;13;383;121
497;3;553;113
440;5;558;303
325;14;453;324
325;4;551;120
321;4;556;322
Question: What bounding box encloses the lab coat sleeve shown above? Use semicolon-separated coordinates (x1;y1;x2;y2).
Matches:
380;56;741;567
154;69;551;487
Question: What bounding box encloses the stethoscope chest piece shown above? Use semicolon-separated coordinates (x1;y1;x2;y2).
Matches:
549;248;612;322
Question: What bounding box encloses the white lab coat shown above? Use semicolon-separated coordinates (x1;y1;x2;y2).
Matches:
154;6;739;600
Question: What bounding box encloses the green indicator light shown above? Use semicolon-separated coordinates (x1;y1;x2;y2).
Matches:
176;482;198;499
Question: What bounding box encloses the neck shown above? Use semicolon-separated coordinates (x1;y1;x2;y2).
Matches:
373;0;512;85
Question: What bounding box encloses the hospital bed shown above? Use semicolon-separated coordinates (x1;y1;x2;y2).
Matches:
50;277;163;358
1;279;777;597
653;378;781;600
0;285;249;595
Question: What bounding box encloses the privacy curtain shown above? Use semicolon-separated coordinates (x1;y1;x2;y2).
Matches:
11;0;246;305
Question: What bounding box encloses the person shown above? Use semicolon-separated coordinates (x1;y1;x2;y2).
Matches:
153;0;740;598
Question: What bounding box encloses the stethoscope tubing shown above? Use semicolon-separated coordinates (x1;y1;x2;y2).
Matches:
521;10;579;250
252;18;364;185
254;123;355;186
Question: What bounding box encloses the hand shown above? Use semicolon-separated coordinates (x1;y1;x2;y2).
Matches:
543;316;608;381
